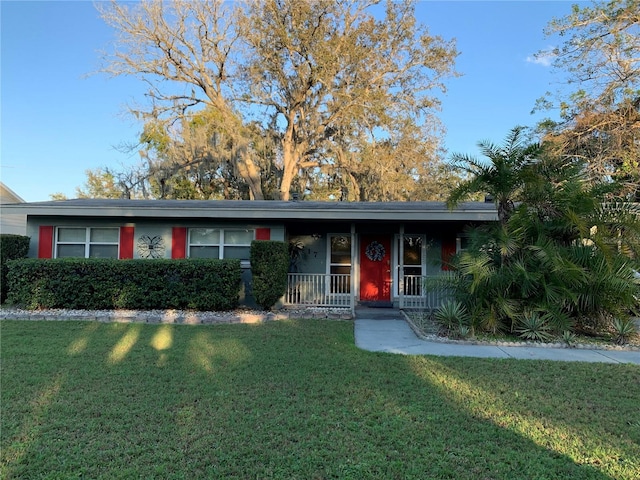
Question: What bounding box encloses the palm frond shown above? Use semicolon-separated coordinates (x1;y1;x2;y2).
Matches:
502;126;528;154
447;175;489;209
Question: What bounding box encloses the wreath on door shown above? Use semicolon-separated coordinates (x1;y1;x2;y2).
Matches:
365;241;386;261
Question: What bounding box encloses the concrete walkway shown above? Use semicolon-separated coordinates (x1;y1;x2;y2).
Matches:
354;310;640;364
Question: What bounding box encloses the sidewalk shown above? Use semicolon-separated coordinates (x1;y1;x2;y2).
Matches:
354;317;640;364
2;306;639;364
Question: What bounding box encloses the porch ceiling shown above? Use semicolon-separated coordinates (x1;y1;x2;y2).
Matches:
3;199;498;222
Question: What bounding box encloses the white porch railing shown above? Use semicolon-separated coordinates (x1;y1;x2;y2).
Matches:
285;272;455;310
399;273;454;310
285;273;352;307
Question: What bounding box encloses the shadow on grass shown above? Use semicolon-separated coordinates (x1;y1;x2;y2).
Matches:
1;319;638;479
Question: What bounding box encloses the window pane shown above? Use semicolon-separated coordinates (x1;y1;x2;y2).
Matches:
58;228;86;243
403;266;422;276
190;246;220;258
330;265;351;275
330;236;351;264
190;229;220;245
223;246;250;260
224;230;253;245
403;236;422;265
57;244;85;258
89;245;118;259
90;228;119;243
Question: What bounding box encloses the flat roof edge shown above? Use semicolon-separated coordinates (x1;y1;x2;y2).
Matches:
2;201;498;222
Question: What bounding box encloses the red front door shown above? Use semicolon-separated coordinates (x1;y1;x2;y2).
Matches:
359;235;392;302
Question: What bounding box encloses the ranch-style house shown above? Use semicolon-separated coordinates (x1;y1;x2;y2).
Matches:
2;199;498;311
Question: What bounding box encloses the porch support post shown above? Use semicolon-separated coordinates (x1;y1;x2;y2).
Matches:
399;224;405;309
350;223;356;317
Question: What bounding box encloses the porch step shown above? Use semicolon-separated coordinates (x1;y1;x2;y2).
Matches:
354;306;404;320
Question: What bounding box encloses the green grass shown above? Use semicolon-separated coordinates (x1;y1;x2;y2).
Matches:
1;320;639;479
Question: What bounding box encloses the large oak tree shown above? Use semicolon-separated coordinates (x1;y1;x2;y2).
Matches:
97;0;458;200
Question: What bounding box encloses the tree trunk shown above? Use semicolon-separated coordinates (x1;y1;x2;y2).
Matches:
279;147;297;201
235;147;264;200
278;121;301;201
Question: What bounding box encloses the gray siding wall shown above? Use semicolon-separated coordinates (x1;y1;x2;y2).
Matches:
24;216;286;308
26;216;285;259
424;239;444;275
0;214;27;236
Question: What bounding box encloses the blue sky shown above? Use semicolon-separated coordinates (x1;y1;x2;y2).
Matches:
1;0;585;202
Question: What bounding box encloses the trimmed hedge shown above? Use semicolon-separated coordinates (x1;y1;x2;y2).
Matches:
6;258;242;311
250;240;289;310
0;234;30;303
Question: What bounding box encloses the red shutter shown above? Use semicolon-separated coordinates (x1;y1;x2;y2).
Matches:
119;226;135;259
38;226;54;259
441;237;457;271
255;228;270;241
172;227;187;259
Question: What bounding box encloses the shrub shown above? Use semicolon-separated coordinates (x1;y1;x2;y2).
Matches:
0;234;30;303
434;300;470;332
456;324;472;339
612;318;637;345
250;240;289;310
6;258;241;311
515;312;553;343
561;330;577;347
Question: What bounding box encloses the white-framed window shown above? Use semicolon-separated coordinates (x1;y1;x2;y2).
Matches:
456;235;470;253
188;228;253;262
55;227;119;259
328;234;351;294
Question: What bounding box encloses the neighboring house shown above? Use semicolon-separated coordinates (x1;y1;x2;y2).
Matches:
0;182;27;235
1;199;498;310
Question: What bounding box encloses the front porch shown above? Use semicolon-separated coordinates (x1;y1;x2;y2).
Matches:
284;272;454;312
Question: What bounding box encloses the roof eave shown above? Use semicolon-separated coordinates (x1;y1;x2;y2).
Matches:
1;202;498;222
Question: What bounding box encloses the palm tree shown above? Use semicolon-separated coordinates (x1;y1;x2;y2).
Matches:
445;128;640;337
447;126;541;225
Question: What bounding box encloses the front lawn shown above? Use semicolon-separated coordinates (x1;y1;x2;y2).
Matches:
1;319;639;479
